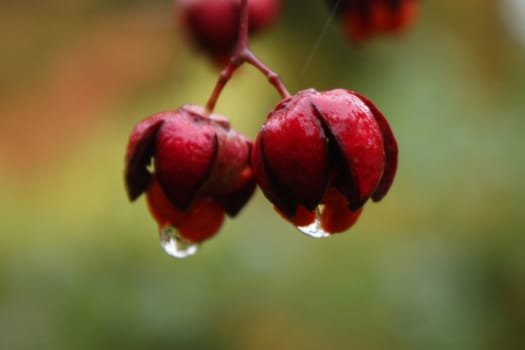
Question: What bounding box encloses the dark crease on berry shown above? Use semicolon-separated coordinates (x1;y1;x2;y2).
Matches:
160;133;220;211
259;131;299;218
125;119;165;202
217;178;257;217
387;0;403;11
354;92;398;202
217;141;256;216
311;100;364;211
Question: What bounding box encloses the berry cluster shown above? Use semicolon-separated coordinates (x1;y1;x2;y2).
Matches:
125;0;415;258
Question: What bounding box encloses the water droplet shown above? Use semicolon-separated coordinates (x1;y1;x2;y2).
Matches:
296;207;330;238
159;226;199;258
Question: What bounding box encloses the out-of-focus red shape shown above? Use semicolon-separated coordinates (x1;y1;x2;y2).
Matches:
327;0;419;43
177;0;281;65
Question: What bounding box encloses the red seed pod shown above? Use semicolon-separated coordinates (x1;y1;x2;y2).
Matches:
252;89;397;235
125;105;256;248
177;0;281;65
326;0;418;43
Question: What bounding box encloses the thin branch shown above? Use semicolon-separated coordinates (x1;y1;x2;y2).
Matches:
205;0;290;113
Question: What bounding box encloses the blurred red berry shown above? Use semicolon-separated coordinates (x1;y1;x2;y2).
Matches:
125;105;256;243
177;0;280;65
327;0;418;43
252;88;397;234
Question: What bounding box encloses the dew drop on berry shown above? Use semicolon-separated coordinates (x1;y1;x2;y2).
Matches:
159;225;199;258
296;207;330;238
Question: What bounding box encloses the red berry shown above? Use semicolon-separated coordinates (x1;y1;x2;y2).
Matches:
125;105;256;242
177;0;280;65
252;88;397;234
327;0;418;43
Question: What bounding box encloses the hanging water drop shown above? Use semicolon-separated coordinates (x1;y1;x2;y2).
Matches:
296;207;330;238
159;225;199;258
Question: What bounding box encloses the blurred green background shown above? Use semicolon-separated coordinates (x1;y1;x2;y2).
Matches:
1;0;524;349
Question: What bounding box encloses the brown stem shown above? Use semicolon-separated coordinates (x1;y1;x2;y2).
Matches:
205;60;241;113
242;49;290;99
205;0;290;113
236;0;249;54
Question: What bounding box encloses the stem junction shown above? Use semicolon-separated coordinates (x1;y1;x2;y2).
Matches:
205;0;290;113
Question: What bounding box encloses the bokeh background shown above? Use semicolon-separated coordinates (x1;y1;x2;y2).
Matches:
1;0;524;349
